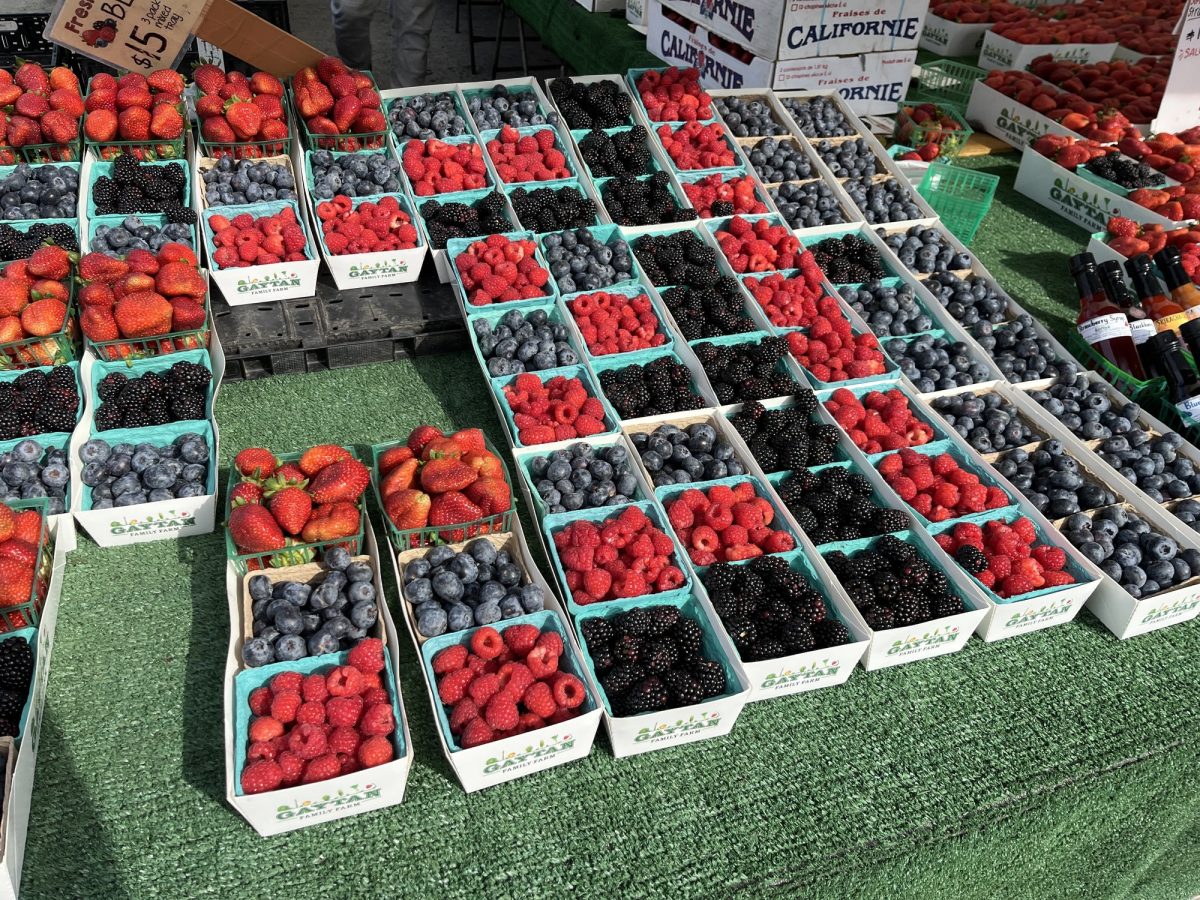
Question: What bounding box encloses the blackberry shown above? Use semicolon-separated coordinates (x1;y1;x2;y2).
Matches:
0;718;16;738
164;202;197;225
875;508;909;534
931;594;965;618
671;617;704;658
0;223;79;260
581;617;613;650
693;337;797;404
813;618;850;648
954;544;989;575
726;618;757;654
48;366;75;392
646;605;680;636
418;191;513;248
97;154;188;215
613;632;641;664
550;78;634;129
578;126;654;177
93;405;122;431
874;581;901;606
663;669;704;706
690;658;726;697
591;649;615;674
640;639;678;674
754;597;792;630
509;186;597;232
0;690;22;722
812;234;885;284
781;618;816;653
0;638;33;693
797;595;827;625
169;388;205;421
598;358;702;419
603;176;697;227
751;638;788;660
617;607;653;637
600;663;641;699
861;604;895;630
892;595;930;626
623;677;671;714
876;534;918;563
703;563;740;594
34;403;76;433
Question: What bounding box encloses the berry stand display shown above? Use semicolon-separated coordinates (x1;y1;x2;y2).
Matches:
69;344;223;548
391;529;604;790
0;512;74;898
223;520;414;835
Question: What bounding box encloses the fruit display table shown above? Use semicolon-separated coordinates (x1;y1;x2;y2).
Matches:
15;151;1200;896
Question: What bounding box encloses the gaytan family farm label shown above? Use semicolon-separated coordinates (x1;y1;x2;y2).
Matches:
483;735;575;775
45;0;208;71
275;783;383;821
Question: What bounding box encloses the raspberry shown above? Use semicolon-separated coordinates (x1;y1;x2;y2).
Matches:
326;665;364;697
248;686;272;716
348;638;386;674
270;672;303;694
502;624;540;657
449;697;480;734
461;717;494;748
433;644;469;674
931;482;960;510
269;691;301;724
438;668;474;704
485;691;520;730
890;475;917;500
287;723;327;760
326;695;364;727
550;672;586;709
1032;545;1067;570
469;672;502;706
471;626;504;659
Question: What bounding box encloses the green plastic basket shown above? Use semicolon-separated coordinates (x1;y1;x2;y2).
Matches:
918;163;998;245
894;98;974;162
915;60;986;109
1064;329;1167;403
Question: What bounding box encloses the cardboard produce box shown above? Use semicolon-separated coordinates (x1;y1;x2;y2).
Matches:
1013;148;1183;235
659;0;930;60
0;515;74;900
69;341;224;548
646;3;918;111
222;521;414;836
977;30;1117;71
919;12;992;58
965;78;1077;148
389;527;603;791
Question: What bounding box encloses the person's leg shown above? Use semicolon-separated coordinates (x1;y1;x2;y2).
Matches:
331;0;380;71
388;0;438;88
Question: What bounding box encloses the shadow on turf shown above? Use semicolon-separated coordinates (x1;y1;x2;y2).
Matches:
22;715;129;897
179;530;235;807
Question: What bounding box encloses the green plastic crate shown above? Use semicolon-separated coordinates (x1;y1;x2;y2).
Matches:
915;60;986;109
894;98;974;161
918;163;998;245
1064;329;1167;404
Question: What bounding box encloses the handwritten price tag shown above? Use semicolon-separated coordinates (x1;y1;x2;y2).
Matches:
43;0;209;72
1155;0;1200;131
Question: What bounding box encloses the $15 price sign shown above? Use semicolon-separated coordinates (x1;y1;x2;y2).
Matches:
43;0;208;72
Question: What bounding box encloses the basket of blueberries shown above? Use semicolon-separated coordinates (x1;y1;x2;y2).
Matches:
627;418;748;489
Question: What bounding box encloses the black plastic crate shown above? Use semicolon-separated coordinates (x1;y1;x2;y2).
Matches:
214;268;466;381
0;14;56;67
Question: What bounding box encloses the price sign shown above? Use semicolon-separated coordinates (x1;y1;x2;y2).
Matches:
42;0;210;72
1154;0;1200;133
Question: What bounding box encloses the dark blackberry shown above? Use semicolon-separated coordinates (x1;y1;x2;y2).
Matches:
726;618;757;654
0;223;79;260
876;534;918;564
0;638;33;693
550;78;634;129
690;658;726;697
34;403;76;433
812;234;885;284
613;632;641;664
600;663;641;699
640;638;678;674
645;605;680;636
663;669;705;705
874;508;909;534
751;639;788;660
112;154;140;184
797;595;827;625
164;202;197;225
0;718;16;738
813;618;850;648
590;649;615;674
617;607;653;636
622;676;671;714
893;595;930;626
703;563;740;594
861;604;895;630
0;690;22;722
509;186;597;232
931;594;965;618
671;616;704;658
168;361;212;388
954;544;988;574
169;388;205;421
598;357;702;419
604;176;696;227
874;581;901;606
581;617;613;650
93;404;122;431
48;366;75;392
781;617;816;653
754;597;792;631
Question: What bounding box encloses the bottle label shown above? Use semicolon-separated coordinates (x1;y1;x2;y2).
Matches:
1187;306;1200;321
1078;313;1132;346
1130;318;1157;345
1157;312;1191;333
1177;395;1200;427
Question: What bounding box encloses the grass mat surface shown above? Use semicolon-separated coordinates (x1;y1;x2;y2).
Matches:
21;158;1200;898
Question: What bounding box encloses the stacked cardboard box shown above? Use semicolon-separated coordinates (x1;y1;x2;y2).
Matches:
643;0;924;113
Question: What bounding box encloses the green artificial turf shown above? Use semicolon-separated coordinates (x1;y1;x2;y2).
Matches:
20;159;1200;899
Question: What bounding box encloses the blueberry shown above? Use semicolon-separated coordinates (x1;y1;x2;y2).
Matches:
428;545;456;567
497;563;523;586
405;577;434;604
274;634;306;661
79;439;111;465
466;538;498;565
305;630;339;656
474;602;501;625
345;562;372;583
242;637;273;667
325;547;352;570
249;575;271;601
432;570;464;601
448;553;478;584
520;583;545;612
417;607;449;636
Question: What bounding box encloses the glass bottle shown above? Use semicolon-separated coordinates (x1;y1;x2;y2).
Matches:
1098;259;1156;347
1071;252;1145;379
1152;246;1200;321
1149;331;1200;427
1126;253;1190;335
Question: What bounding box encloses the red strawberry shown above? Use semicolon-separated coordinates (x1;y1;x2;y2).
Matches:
267;486;312;536
228;503;285;552
235;448;278;478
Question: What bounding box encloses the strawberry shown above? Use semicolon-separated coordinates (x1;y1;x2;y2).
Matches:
0;506;13;544
379;457;419;497
249;72;285;97
147;69;185;95
48;65;79;94
406;425;443;454
149;104;184;140
229;481;264;506
78;252;128;284
201;116;236;143
117;107;151;141
155;262;205;299
113;292;172;338
193;64;227;96
298;444;351;476
428;492;484;540
228;502;286;552
300;501;360;543
14;63;49;95
0;282;28;317
420;457;477;493
235;448;278;479
0;559;32;606
225;100;263;140
20;298;67;336
40;110;79;144
27;246;70;281
80;306;120;342
384;489;431;529
307;457;369;504
464;476;511;515
267;486;312;536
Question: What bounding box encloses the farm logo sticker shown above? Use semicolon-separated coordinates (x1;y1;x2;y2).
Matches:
483;734;576;775
886;625;961;657
109;508;197;535
347;259;410;279
760;658;842;690
275;782;382;820
1004;596;1075;630
635;711;722;743
236;271;303;294
1141;595;1200;626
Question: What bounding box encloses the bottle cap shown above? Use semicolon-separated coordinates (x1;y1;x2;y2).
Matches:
1154;329;1182;353
1125;253;1153;275
1154;246;1183;268
1068;252;1096;275
1182;318;1200;345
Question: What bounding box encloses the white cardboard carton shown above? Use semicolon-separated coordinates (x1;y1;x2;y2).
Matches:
575;0;625;10
978;31;1117;71
70;334;224;547
965;78;1076;148
627;0;650;25
0;515;74;900
919;13;991;58
658;0;930;60
1014;147;1184;234
222;522;414;836
389;527;604;791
